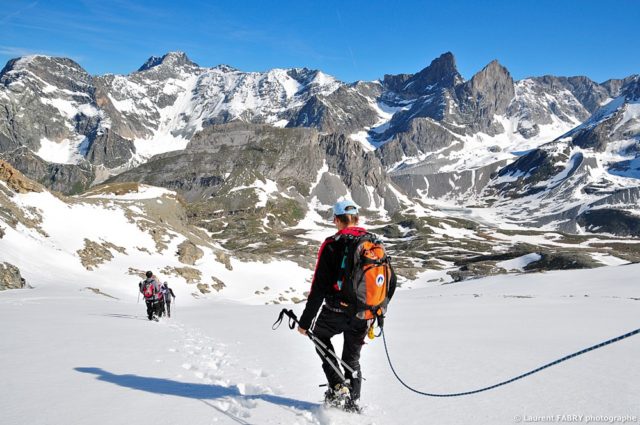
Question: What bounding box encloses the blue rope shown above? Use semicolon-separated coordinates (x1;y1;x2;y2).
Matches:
382;326;640;397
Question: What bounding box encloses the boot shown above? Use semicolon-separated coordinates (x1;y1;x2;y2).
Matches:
343;397;362;414
324;382;350;408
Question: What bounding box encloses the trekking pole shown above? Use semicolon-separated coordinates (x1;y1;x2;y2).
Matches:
272;309;347;381
306;333;362;379
137;290;140;304
272;309;362;380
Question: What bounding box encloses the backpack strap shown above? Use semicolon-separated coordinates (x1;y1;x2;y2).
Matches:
335;233;359;292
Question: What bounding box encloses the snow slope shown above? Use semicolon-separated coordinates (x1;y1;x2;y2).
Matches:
1;264;638;425
0;180;313;306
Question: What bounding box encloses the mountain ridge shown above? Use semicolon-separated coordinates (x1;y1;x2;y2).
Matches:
0;50;638;241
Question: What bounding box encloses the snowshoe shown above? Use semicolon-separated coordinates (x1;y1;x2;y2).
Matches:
343;398;362;414
323;383;351;409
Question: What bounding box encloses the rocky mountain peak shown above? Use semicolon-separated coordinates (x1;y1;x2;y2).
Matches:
137;51;199;72
458;59;515;115
1;55;52;73
0;55;91;86
212;64;239;73
470;59;512;87
382;51;462;97
0;55;93;98
413;51;461;87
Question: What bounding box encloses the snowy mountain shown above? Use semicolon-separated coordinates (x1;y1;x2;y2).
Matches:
0;52;344;183
1;50;639;241
377;55;635;204
483;76;640;234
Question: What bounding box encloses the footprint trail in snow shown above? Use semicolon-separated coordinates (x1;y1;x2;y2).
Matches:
164;321;346;424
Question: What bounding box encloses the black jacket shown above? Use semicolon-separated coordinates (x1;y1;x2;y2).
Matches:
299;227;396;330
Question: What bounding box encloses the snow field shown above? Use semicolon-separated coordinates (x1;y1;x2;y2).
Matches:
1;264;638;424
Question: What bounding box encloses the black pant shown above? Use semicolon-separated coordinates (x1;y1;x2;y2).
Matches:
145;300;162;320
312;307;368;400
165;302;171;317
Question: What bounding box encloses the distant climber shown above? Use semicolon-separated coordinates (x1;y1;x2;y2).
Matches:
297;200;396;412
139;271;164;321
163;283;176;318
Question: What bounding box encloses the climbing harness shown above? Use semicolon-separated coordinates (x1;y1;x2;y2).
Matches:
381;326;640;397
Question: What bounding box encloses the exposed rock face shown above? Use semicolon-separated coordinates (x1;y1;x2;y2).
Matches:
210;276;226;292
393;160;507;199
490;147;566;199
320;133;400;212
377;53;464;142
0;51;345;192
106;122;399;213
569;77;640;153
383;52;462;99
177;240;204;265
106;123;324;202
0;169;45;233
378;117;462;168
289;82;381;135
373;58;639;212
137;51;200;73
377;55;515;143
477;72;640;236
85;129;136;169
0;56;97;153
524;252;602;271
0;159;42;193
162;266;202;284
76;239;126;271
454;60;515;134
577;209;640;237
1;148;93;194
0;262;26;290
524;75;630;115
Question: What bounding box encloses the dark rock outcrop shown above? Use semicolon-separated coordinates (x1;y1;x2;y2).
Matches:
177;240;204;265
1;148;93;194
454;60;515;134
0;159;43;193
289;82;381;134
577;209;640;237
107;122;399;213
137;51;200;73
0;262;27;290
85;129;136;168
382;52;462;98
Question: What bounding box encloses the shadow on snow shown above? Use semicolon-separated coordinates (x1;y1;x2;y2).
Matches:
75;367;319;415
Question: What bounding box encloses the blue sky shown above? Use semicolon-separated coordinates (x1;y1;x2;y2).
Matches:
1;0;638;83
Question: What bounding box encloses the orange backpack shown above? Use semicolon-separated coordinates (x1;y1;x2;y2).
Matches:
337;233;392;321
